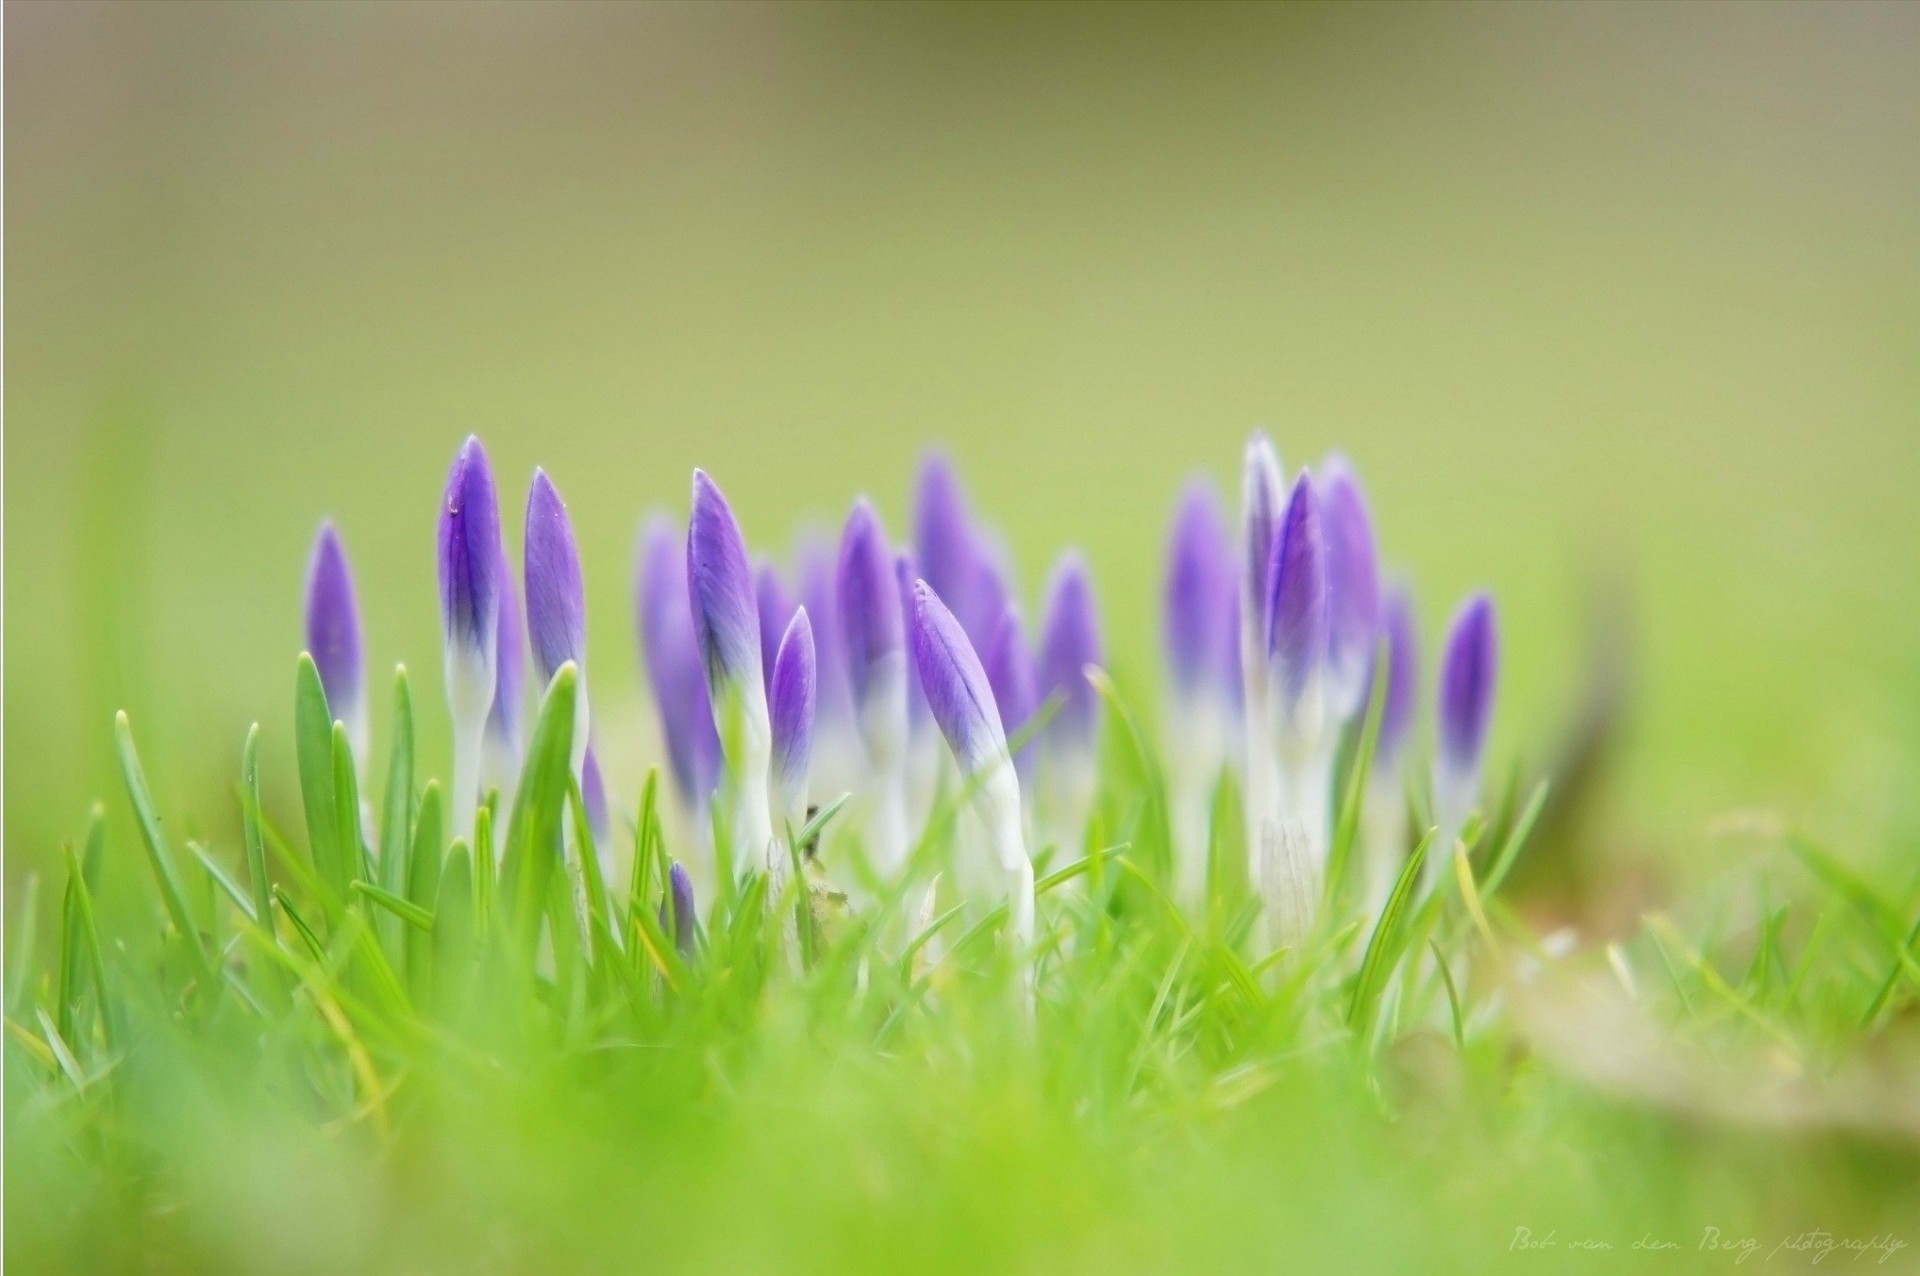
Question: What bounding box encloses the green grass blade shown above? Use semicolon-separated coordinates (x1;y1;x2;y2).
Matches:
406;783;446;1002
294;654;341;910
1480;779;1550;899
115;711;216;989
241;724;274;936
376;666;416;954
1347;826;1436;1037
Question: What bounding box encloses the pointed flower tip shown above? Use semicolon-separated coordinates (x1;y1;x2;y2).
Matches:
985;607;1039;772
757;560;796;689
911;579;1005;774
769;607;817;802
638;513;722;808
687;470;762;695
1267;473;1329;703
1374;586;1420;763
1041;553;1103;748
438;436;503;671
305;520;364;717
836;498;903;705
664;860;698;955
1439;593;1499;778
1164;481;1235;698
525;469;586;684
1324;466;1381;712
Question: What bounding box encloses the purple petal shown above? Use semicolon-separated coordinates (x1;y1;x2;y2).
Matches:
897;551;930;731
688;470;763;695
304;521;364;722
910;579;1007;774
756;561;796;696
1322;458;1382;715
437;435;503;665
1039;553;1103;752
1265;474;1329;708
638;515;722;808
525;468;587;687
914;451;975;616
1163;479;1235;700
834;498;902;708
795;534;850;726
984;607;1039;777
1239;432;1285;679
769;607;817;801
1438;594;1498;780
487;548;527;749
662;860;698;955
1370;585;1420;765
582;742;610;844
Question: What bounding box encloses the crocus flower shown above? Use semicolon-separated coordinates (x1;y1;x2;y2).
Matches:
688;470;775;878
1434;593;1499;848
836;499;910;875
438;436;504;831
305;520;366;762
1260;472;1331;948
1238;432;1286;921
1375;585;1420;769
769;607;817;831
1322;458;1381;724
637;515;722;817
910;579;1033;949
984;608;1039;780
525;468;591;766
914;451;990;645
1163;480;1237;705
1361;585;1419;915
483;550;528;792
756;561;796;696
662;860;698;956
795;534;850;729
896;550;930;734
1039;552;1102;757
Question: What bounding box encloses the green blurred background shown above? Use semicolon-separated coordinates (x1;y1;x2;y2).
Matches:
7;1;1919;884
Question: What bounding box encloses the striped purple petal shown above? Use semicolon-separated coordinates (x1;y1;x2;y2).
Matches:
897;551;930;731
1240;432;1285;687
525;468;587;687
437;435;503;673
769;607;817;806
688;469;763;696
834;498;902;708
1265;474;1329;708
984;607;1039;776
910;579;1007;775
304;520;364;725
1039;553;1102;753
662;860;698;955
795;534;850;726
756;561;796;696
1438;593;1498;780
638;514;722;808
1322;458;1382;717
1163;479;1235;700
487;548;527;751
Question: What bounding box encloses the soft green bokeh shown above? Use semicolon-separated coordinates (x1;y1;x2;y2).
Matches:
8;1;1919;874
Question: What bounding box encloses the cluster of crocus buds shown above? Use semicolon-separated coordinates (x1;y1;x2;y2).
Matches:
299;428;1499;967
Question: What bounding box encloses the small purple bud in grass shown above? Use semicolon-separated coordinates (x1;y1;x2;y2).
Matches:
1374;585;1420;767
769;607;817;822
439;436;503;688
487;552;527;757
1322;458;1381;721
1239;432;1286;698
439;436;504;829
638;515;722;811
1438;593;1499;787
1265;474;1329;717
897;551;931;731
796;535;850;725
756;561;796;695
835;499;903;710
911;581;1007;776
984;608;1039;777
914;450;975;618
582;742;610;844
305;520;365;752
525;469;588;688
662;859;698;955
1039;552;1102;754
688;470;765;699
1163;480;1236;702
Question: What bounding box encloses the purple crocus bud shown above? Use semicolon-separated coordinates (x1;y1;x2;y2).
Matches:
1239;432;1285;698
1437;593;1499;788
581;742;610;844
911;581;1007;775
897;551;931;732
756;561;796;695
1039;553;1102;755
1163;480;1236;703
524;469;587;688
984;608;1039;777
637;515;722;811
438;436;504;711
769;607;817;825
914;451;976;618
662;859;698;956
835;499;904;714
795;535;850;726
482;549;528;792
687;470;765;701
1374;585;1420;767
305;520;366;756
1265;474;1329;723
1322;458;1381;722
